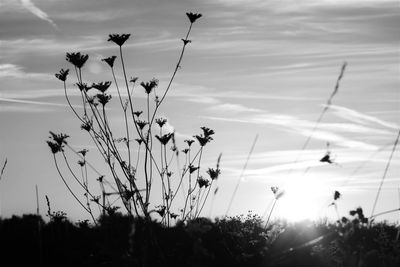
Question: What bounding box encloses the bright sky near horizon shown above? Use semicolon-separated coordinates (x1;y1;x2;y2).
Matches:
0;0;399;223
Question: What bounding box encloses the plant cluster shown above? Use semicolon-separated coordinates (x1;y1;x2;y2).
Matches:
47;12;222;226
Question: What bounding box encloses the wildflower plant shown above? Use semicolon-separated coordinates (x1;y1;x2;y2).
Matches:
48;12;220;226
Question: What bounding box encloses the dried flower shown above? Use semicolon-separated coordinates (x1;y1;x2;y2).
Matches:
130;77;138;83
78;149;89;157
170;213;178;219
197;176;210;188
78;160;85;167
201;126;215;138
108;34;131;46
101;56;117;68
75;82;92;92
96;93;112;106
155;118;167;128
92;81;112;93
140;78;159;94
156;205;166;217
81;120;92;132
320;152;333;164
49;131;69;146
47;141;62;154
133;111;143;117
207;168;220;180
136;120;148;130
186;12;202;23
182;148;189;154
135;138;143;145
194;135;212;147
184;139;195;147
97;175;104;183
155;132;173;145
55;69;69;82
66;52;89;69
189;164;199;174
334;190;341;201
181;39;191;45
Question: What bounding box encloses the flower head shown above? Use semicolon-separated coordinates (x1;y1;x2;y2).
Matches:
182;148;189;154
136;120;148;130
155;132;173;146
334;190;341;201
135;138;143;145
101;56;117;68
197;176;210;188
140;78;159;94
170;213;178;219
201;126;215;138
47;131;69;154
186;12;202;23
184;139;195;147
81;120;93;132
130;77;138;83
49;131;69;146
47;141;62;154
78;149;89;157
189;164;199;174
95;93;112;106
320;152;333;164
75;82;92;92
194;135;212;147
155;117;167;128
78;160;85;167
207;168;220;180
108;34;131;46
156;205;166;217
55;69;69;82
92;81;112;93
133;111;143;117
181;39;191;45
66;52;89;69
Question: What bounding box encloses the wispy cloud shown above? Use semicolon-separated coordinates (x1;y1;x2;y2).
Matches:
0;97;78;110
0;64;51;80
330;105;399;130
208;103;262;114
20;0;58;30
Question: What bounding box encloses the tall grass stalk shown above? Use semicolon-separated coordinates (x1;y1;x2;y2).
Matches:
370;129;400;218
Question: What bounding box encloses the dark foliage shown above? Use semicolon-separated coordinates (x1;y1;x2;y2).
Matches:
0;213;399;267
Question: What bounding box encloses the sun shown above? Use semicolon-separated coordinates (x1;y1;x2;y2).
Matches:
273;176;330;222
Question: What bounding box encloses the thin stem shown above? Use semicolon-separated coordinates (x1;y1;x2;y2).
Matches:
370;129;400;217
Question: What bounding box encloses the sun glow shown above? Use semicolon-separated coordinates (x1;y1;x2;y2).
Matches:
273;176;331;222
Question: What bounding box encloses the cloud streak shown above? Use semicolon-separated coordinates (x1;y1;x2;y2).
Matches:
20;0;58;30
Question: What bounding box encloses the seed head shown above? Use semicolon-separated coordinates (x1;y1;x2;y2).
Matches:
140;78;159;94
186;12;202;23
66;52;89;69
108;34;131;46
101;56;117;68
92;81;112;93
55;69;69;82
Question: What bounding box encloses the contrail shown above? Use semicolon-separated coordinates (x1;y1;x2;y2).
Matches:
20;0;59;30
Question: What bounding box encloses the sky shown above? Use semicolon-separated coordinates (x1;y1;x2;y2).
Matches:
0;0;399;224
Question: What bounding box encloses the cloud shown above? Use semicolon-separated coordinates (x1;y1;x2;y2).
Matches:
330;105;399;130
0;64;51;80
20;0;58;29
0;97;78;109
208;103;262;114
204;107;386;150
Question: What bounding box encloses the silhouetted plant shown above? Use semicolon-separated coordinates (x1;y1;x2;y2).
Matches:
48;12;221;226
